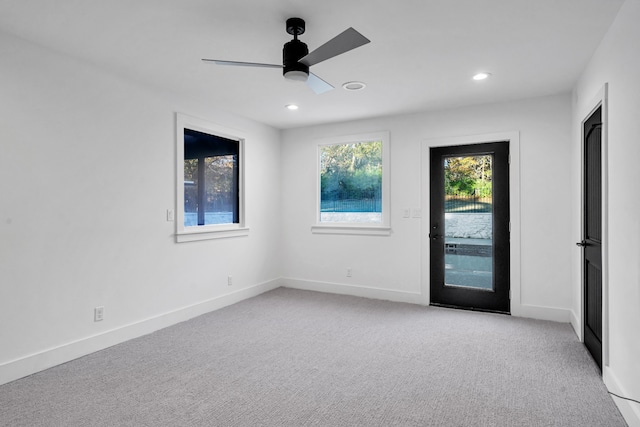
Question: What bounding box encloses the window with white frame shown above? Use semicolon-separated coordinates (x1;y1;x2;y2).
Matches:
313;131;390;235
175;113;247;242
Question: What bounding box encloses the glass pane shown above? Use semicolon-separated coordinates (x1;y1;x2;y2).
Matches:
443;155;493;290
183;127;240;228
203;154;238;225
184;159;199;227
319;140;382;223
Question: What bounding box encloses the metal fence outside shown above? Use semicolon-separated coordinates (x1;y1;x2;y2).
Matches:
445;194;492;213
321;189;382;213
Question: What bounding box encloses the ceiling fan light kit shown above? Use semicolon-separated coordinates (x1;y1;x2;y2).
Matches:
202;17;370;94
284;70;309;82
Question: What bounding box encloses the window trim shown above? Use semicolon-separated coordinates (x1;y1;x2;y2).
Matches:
312;131;391;236
175;113;248;242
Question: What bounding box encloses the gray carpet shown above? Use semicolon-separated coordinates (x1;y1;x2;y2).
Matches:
0;288;627;426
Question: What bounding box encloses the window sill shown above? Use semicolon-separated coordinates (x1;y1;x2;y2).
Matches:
176;226;250;243
311;224;392;236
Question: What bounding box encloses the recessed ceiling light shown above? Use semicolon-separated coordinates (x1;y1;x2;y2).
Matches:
285;104;299;110
473;72;491;81
342;81;367;91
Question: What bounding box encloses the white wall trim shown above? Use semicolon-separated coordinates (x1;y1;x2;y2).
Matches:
310;224;392;236
282;278;570;323
0;279;282;387
569;309;581;338
1;277;573;388
420;131;522;313
604;367;640;427
175;112;248;242
510;304;571;323
314;131;391;230
281;278;424;305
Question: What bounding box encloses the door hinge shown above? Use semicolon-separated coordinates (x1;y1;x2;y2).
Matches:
509;222;511;232
509;290;511;299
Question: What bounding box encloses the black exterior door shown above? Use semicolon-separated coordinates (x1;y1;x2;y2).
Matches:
430;142;510;313
580;106;603;370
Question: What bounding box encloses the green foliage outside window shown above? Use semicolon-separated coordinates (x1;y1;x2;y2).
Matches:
444;155;493;197
320;141;382;212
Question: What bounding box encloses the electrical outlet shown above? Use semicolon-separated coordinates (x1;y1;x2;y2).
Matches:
402;208;410;218
412;208;422;218
346;268;352;277
94;306;104;322
227;275;233;286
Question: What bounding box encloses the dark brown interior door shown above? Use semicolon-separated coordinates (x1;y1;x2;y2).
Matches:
580;106;603;370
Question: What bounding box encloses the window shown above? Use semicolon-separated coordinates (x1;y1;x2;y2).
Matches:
183;128;239;227
175;114;247;242
313;131;390;235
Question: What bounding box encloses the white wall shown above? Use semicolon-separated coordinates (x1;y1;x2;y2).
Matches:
572;0;640;424
0;32;282;384
281;94;573;318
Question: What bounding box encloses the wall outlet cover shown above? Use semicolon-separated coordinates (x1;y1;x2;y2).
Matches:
94;306;104;322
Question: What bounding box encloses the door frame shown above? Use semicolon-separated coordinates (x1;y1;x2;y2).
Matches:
421;132;522;315
577;84;609;370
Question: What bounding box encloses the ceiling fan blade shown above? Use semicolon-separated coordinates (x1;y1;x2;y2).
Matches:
201;59;282;69
300;27;370;67
306;72;334;94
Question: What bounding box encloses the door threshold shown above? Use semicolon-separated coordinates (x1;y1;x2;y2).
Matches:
430;302;510;315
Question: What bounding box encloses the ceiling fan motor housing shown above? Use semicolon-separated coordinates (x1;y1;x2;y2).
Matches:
283;18;309;81
283;39;309;81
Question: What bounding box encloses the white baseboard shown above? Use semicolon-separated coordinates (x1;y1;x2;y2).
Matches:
510;303;571;323
281;277;425;305
0;278;281;387
0;278;581;388
604;367;640;427
569;309;582;340
282;278;575;323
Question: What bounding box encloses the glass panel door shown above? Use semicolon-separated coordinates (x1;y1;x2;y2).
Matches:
429;142;510;313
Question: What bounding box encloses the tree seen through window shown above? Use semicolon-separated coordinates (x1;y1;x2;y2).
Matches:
320;140;382;223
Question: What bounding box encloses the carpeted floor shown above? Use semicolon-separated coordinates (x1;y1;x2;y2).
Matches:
0;288;627;426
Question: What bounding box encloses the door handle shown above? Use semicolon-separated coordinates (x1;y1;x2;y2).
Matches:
429;223;442;240
576;240;589;247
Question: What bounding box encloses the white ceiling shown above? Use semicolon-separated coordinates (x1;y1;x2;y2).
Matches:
0;0;624;129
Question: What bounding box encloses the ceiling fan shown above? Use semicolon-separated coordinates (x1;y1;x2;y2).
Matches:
202;17;370;94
